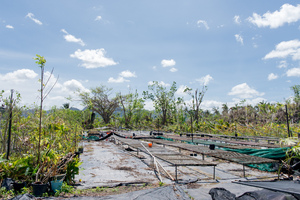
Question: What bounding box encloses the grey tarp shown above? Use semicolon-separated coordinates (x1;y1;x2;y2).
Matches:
209;187;298;200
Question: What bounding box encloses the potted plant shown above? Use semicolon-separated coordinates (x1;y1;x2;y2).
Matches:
32;149;61;197
6;155;35;193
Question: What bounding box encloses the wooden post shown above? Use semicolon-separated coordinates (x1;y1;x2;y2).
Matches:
175;165;178;182
213;166;216;179
6;89;13;160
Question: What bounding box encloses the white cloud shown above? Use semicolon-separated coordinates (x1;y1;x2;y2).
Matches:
62;79;89;93
70;49;118;69
119;70;136;78
108;77;129;83
268;73;278;80
278;60;288;68
235;34;244;45
248;4;300;28
197;20;209;30
175;85;189;96
0;69;38;82
196;74;213;86
43;71;60;90
152;66;157;70
234;15;241;24
286;67;300;77
148;81;170;87
144;100;154;111
228;83;264;98
108;70;136;84
61;29;85;46
201;100;224;111
264;39;300;60
95;16;102;21
169;67;178;72
161;59;176;67
5;25;13;29
26;13;42;25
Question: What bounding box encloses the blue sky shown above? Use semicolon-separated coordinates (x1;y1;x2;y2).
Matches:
1;1;300;111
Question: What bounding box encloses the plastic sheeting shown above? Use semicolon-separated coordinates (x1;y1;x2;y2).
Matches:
223;147;288;160
209;187;298;200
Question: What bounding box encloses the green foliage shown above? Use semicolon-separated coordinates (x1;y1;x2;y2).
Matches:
143;81;181;126
54;182;74;196
65;157;82;184
0;187;15;199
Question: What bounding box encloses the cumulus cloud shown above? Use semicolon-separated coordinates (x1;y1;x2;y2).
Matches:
70;49;118;69
148;81;170;87
264;39;300;60
176;85;189;96
107;70;136;83
62;79;89;93
5;25;13;29
248;4;300;28
268;73;278;80
234;15;241;24
235;34;244;45
26;13;42;25
196;74;213;86
197;20;209;30
95;16;102;21
161;59;176;67
0;69;38;82
119;70;136;78
61;29;85;46
228;83;264;98
201;100;224;112
108;77;129;83
286;67;300;77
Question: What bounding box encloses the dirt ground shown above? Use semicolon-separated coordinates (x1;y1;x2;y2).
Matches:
72;134;279;200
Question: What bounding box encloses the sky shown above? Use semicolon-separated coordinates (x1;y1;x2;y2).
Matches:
1;1;300;111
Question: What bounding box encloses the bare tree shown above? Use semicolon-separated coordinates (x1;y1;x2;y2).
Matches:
184;86;207;125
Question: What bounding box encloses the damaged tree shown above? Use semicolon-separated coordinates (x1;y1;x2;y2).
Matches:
117;90;144;128
34;55;59;165
79;85;119;124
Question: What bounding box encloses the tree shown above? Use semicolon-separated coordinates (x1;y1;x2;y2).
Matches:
79;85;119;124
143;81;180;125
291;85;300;105
184;86;207;125
34;55;58;165
117;90;144;128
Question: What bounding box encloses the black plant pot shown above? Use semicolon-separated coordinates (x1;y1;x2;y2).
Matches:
78;147;84;153
32;182;48;197
13;182;26;193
